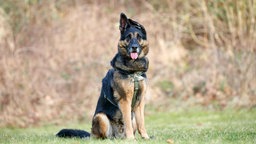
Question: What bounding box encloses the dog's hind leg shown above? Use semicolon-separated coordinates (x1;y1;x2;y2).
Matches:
91;113;112;139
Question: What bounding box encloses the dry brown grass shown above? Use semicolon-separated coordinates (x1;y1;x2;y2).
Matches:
0;0;255;127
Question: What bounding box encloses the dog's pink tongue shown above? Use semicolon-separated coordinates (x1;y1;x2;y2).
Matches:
130;52;138;60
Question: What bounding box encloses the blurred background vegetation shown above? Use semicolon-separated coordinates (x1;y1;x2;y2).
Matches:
0;0;255;127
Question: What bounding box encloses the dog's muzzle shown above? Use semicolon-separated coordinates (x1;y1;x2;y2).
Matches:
128;38;141;60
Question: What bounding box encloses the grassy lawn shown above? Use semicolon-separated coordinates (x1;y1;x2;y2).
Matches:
1;108;255;144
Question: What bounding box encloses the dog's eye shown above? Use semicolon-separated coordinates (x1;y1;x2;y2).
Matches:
126;35;131;42
137;34;141;41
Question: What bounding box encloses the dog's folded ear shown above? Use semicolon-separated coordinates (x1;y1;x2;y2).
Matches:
119;13;128;34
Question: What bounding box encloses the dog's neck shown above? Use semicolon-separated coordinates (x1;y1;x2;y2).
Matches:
111;53;148;75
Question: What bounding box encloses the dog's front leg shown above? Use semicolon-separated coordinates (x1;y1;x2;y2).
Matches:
119;99;134;139
134;97;149;139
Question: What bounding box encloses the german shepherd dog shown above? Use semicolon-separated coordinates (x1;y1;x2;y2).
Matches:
57;13;149;139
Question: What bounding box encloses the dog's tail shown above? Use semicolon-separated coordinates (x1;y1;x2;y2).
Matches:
56;129;90;138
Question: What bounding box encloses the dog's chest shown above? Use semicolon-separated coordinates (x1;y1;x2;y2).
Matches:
112;71;146;103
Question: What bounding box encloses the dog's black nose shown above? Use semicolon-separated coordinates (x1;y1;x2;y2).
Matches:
132;46;138;51
131;43;139;51
129;38;140;53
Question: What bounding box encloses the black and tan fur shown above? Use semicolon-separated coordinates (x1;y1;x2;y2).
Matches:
57;13;150;140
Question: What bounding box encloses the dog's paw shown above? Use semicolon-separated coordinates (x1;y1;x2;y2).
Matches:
141;134;150;139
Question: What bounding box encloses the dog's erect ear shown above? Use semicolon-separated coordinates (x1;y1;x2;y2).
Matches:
119;13;128;33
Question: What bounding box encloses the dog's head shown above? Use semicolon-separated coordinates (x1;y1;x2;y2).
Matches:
118;13;149;60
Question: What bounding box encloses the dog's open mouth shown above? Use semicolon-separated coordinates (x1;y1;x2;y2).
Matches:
130;52;138;60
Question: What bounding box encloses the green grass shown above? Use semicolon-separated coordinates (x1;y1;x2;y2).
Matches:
1;109;256;144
